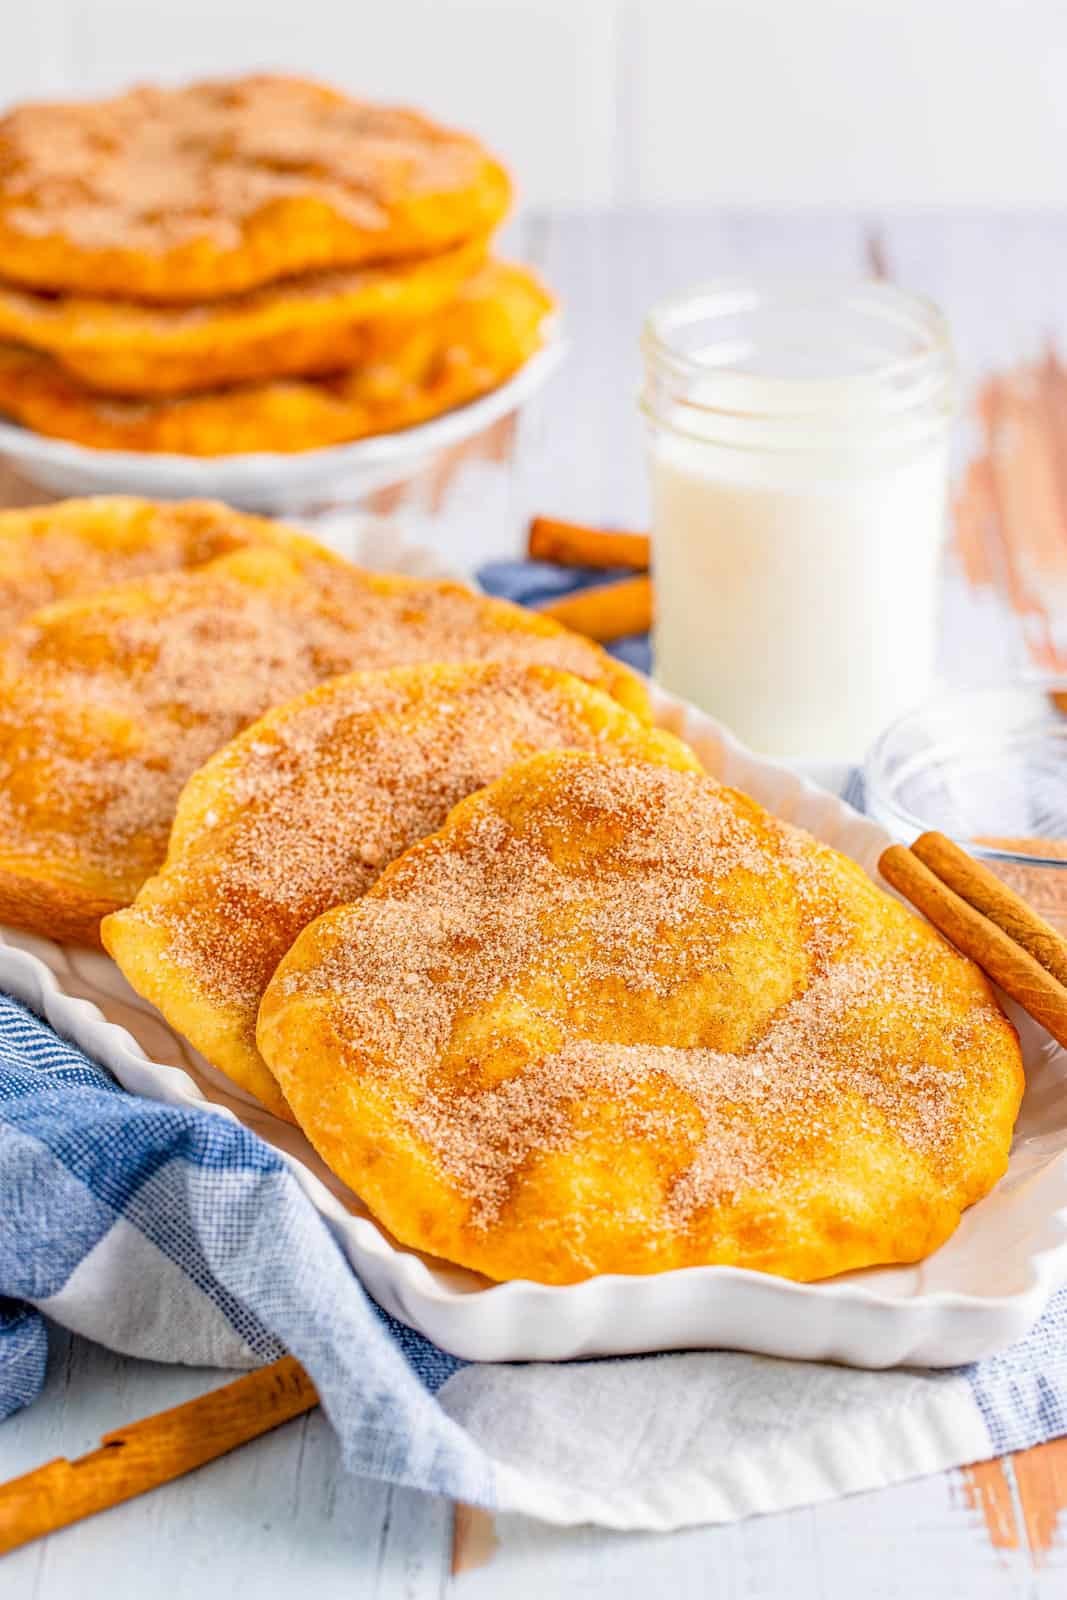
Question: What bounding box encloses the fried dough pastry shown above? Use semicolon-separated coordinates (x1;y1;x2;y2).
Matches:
0;495;328;632
0;76;511;301
103;664;696;1119
0;263;551;455
0;236;489;396
258;752;1024;1284
0;558;645;946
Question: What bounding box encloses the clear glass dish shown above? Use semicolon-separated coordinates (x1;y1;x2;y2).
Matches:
864;679;1067;931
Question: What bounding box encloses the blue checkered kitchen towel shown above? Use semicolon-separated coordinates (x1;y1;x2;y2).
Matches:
2;560;1066;1531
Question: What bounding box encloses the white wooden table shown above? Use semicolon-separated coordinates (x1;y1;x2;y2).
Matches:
4;210;1067;1596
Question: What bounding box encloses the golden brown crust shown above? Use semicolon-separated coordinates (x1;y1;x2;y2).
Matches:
0;262;552;455
0;75;511;301
0;495;330;632
357;572;649;721
258;752;1025;1285
0;856;117;949
0;236;490;395
0;544;646;948
102;663;697;1120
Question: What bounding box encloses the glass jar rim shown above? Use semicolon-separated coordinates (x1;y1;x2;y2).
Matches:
863;675;1067;872
641;274;957;431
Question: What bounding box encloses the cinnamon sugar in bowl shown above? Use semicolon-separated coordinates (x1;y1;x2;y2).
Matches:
864;680;1067;933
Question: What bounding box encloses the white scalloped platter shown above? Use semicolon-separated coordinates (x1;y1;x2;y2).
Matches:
0;340;562;513
3;528;1066;1369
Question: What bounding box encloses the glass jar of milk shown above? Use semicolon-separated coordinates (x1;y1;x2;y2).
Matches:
641;278;957;761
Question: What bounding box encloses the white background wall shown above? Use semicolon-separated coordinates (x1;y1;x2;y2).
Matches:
5;0;1067;211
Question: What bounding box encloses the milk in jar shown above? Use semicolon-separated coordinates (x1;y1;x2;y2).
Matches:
641;280;957;760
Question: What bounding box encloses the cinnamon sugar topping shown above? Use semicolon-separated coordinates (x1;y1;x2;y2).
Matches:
409;960;964;1229
278;754;999;1235
0;554;637;908
0;497;287;632
0;76;509;297
138;665;668;1020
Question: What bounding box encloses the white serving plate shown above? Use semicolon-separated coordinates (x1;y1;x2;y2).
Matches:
0;340;563;515
3;529;1066;1369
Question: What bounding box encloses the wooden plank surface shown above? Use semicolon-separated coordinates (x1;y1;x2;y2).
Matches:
4;209;1067;1596
0;1327;452;1598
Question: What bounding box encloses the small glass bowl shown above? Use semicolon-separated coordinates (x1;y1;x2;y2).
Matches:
864;679;1067;932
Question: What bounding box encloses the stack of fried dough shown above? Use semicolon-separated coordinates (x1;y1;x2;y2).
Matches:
0;76;551;454
0;497;1025;1285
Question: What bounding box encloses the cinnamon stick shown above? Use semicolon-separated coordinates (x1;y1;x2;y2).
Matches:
879;844;1067;1046
0;1356;317;1557
537;575;653;643
911;831;1067;989
528;517;650;571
